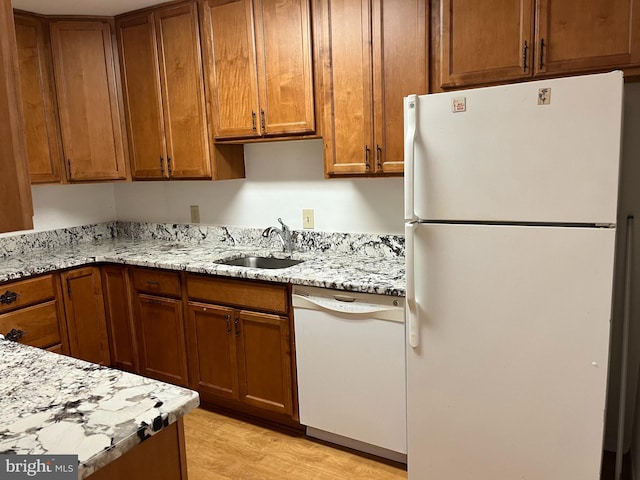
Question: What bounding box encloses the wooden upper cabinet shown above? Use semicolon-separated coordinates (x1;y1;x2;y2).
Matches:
49;20;127;181
319;0;427;176
435;0;640;90
116;12;166;179
14;13;64;184
320;0;373;175
201;0;315;140
156;3;212;178
254;0;315;135
202;0;260;139
438;0;534;88
373;0;428;174
117;2;244;180
0;0;33;233
535;0;640;75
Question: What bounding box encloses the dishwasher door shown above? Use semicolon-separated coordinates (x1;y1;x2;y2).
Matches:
292;286;406;462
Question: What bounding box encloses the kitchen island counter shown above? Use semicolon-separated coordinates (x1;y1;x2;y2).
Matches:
0;338;199;478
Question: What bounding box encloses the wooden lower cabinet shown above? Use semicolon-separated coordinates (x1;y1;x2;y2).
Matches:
186;303;239;399
236;310;293;416
86;419;188;480
60;267;111;365
0;273;69;353
185;274;297;424
133;292;189;386
102;265;138;372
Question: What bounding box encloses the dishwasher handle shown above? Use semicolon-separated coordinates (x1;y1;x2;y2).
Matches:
292;293;403;321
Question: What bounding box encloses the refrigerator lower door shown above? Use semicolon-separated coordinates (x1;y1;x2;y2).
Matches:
407;223;616;480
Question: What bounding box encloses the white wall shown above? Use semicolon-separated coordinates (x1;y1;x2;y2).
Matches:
113;139;404;234
1;139;403;238
0;183;117;237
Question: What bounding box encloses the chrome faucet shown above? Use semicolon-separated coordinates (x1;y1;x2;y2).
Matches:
262;218;293;256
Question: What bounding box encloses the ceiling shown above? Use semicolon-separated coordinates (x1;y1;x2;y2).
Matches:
12;0;167;16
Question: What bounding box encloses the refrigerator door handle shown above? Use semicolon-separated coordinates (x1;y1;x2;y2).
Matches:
404;95;417;222
405;222;419;348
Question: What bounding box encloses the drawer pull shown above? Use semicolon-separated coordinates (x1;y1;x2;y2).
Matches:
146;281;161;287
5;328;25;341
0;290;19;305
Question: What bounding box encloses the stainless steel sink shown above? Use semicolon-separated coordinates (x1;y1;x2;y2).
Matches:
217;256;304;269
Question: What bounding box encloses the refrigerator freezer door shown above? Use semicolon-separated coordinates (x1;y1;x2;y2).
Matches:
407;223;616;480
408;71;623;224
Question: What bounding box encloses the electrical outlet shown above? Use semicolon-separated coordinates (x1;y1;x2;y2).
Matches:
302;209;314;229
190;205;200;224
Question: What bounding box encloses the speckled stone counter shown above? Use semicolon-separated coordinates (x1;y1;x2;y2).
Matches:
0;339;200;478
0;222;406;296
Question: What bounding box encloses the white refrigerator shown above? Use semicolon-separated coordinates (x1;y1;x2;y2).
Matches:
404;71;624;479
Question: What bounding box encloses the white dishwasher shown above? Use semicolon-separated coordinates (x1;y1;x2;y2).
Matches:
292;285;406;462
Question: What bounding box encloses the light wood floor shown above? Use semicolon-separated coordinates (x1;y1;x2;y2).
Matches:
183;408;407;480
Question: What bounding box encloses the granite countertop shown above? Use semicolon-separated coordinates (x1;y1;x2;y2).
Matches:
0;339;200;479
0;236;406;297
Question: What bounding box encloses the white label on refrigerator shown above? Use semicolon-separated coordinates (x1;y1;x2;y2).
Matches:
452;97;466;112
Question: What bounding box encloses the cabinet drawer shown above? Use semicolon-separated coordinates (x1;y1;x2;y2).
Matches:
132;268;182;298
187;275;288;314
0;274;56;314
0;301;62;349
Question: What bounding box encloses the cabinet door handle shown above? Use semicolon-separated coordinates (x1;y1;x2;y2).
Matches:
376;144;382;170
5;328;25;341
260;109;266;132
167;157;173;177
66;278;72;297
539;38;545;69
160;156;165;175
0;290;19;305
225;313;231;335
522;40;528;71
251;111;257;132
234;316;240;337
365;145;371;170
145;298;162;305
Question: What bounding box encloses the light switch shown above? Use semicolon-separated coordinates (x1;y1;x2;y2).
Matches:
190;205;200;224
302;209;314;229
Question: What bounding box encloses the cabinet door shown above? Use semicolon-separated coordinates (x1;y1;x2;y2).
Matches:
254;0;315;136
319;0;374;175
535;0;640;75
14;14;63;184
155;2;212;178
186;303;239;400
61;267;111;365
0;0;33;234
117;12;167;180
134;293;189;386
102;266;138;372
236;310;292;416
202;0;261;139
438;0;534;88
372;0;427;174
49;20;127;181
